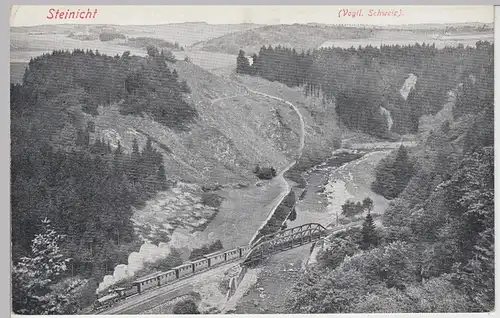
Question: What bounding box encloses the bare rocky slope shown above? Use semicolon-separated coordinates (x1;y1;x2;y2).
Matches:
79;60;302;186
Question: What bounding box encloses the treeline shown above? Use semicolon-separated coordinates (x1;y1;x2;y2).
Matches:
125;37;183;50
236;41;493;137
17;49;195;130
286;52;494;312
236;47;313;87
99;31;126;41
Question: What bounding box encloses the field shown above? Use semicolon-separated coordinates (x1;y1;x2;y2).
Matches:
320;30;494;49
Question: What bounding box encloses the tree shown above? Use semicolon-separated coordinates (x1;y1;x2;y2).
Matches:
164;50;176;63
393;145;413;195
156;164;168;191
287;267;370;313
114;141;123;155
362;197;374;214
173;299;200;314
317;236;358;269
236;49;250;74
253;165;260;174
341;200;364;218
361;213;378;250
132;138;140;156
271;167;277;177
146;45;159;57
12;218;87;314
372;146;414;199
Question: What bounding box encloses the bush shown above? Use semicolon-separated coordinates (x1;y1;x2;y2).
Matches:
341;197;373;218
317;236;358;269
201;193;223;209
254;165;277;180
173;299;199;314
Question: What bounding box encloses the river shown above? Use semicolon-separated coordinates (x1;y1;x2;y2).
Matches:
229;148;392;314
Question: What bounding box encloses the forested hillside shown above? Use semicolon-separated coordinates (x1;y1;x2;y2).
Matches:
237;41;493;138
10;49;197;312
286;45;494;312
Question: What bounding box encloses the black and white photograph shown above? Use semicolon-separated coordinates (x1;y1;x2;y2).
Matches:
10;5;495;315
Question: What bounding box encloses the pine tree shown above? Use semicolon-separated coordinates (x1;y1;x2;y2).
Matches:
236;49;250;74
393;145;413;195
362;197;374;214
372;146;414;199
143;138;154;155
156;164;168;191
12;218;86;314
114;141;123;155
361;213;378;250
132;138;140;156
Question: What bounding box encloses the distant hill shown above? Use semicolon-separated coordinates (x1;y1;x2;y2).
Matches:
194;24;377;55
10;22;262;47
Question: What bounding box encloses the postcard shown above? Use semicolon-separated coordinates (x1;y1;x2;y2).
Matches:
10;5;494;315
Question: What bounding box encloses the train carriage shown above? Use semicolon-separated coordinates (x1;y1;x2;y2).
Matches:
238;246;251;258
205;251;226;267
132;271;162;293
158;270;177;285
225;248;240;261
191;257;209;273
174;263;194;279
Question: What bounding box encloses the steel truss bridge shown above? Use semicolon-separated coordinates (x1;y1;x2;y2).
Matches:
242;223;328;266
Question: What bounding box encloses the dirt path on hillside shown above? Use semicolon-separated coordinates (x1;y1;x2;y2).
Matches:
243;88;306;245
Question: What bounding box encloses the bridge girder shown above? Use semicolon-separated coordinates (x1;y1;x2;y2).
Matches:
243;223;328;266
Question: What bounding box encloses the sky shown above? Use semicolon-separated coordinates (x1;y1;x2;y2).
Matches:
10;5;494;27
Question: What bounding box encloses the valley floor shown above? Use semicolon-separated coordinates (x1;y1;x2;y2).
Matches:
201;176;287;249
